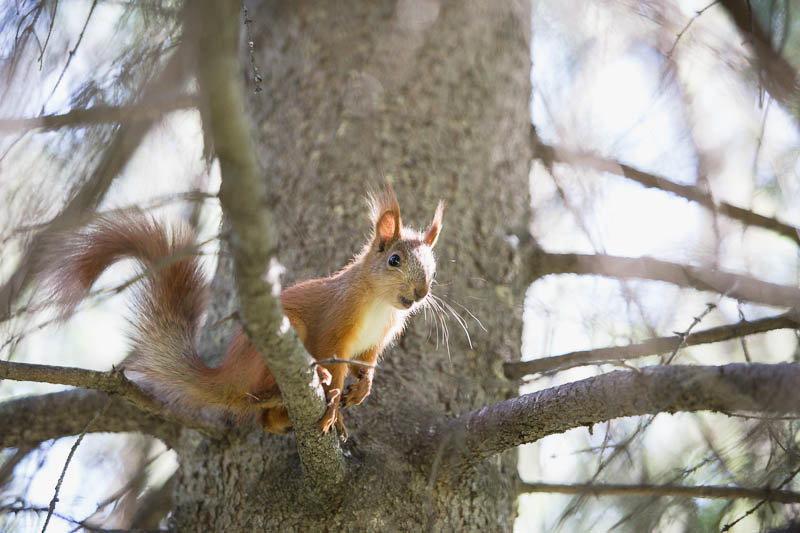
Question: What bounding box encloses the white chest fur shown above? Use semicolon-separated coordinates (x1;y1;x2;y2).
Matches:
348;300;397;358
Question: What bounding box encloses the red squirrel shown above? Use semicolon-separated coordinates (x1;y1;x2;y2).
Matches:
40;188;443;438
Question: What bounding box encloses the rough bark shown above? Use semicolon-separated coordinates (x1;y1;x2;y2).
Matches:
434;362;800;470
170;0;532;530
0;390;181;448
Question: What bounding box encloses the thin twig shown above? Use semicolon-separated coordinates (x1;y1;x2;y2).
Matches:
666;0;720;58
0;189;215;250
313;358;377;369
76;447;168;528
664;303;716;364
2;504;140;533
505;310;799;377
0;94;198;134
721;464;800;531
738;303;753;362
42;400;109;532
41;0;99;113
37;0;59;67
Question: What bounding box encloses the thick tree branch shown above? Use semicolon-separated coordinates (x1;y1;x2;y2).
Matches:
518;481;800;503
0;390;180;449
531;130;800;245
0;94;197;134
0;360;225;440
432;363;800;472
188;0;345;494
524;250;800;309
506;310;800;377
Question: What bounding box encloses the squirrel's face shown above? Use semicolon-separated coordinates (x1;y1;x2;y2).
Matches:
366;190;443;311
372;238;436;311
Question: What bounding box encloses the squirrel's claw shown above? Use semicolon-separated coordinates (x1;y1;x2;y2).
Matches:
316;366;332;387
343;378;371;408
319;388;347;439
334;410;347;440
343;369;374;408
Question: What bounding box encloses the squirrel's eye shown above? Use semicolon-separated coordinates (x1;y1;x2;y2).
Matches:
388;254;401;268
433;271;437;279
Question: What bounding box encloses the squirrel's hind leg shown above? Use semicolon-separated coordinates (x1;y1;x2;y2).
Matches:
318;363;348;439
261;407;292;434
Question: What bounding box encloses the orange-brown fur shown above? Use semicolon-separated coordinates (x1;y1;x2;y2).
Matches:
40;189;443;437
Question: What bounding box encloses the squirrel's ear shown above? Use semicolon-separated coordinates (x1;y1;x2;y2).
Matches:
374;208;401;252
370;187;402;252
423;200;444;247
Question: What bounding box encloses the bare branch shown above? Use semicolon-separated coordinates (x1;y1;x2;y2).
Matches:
0;360;224;440
721;465;800;531
0;390;180;449
506;310;799;377
0;44;194;321
37;0;59;67
518;481;800;503
524;250;800;309
530;130;800;246
0;94;197;134
42;400;107;532
187;0;345;494
719;0;800;119
1;360;148;398
666;1;720;58
432;363;800;472
42;0;99;110
663;303;716;365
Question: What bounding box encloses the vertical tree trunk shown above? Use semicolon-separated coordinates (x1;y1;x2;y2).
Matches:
173;1;531;529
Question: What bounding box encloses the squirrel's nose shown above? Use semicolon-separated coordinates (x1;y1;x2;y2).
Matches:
413;286;428;302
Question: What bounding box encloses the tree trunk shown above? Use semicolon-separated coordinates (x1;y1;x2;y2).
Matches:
172;0;531;529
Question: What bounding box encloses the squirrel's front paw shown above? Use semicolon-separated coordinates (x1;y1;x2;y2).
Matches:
343;379;371;408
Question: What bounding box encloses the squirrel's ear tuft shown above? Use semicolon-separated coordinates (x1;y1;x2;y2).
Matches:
369;187;402;252
423;200;444;247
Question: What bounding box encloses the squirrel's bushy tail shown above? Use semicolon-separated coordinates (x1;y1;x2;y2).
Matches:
40;212;254;414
